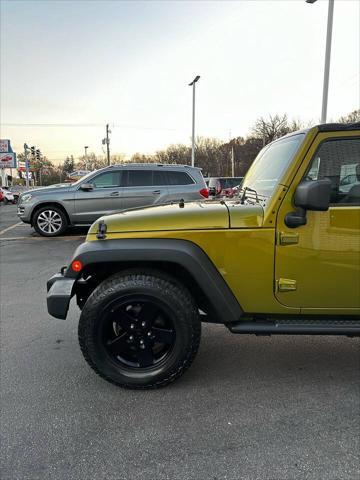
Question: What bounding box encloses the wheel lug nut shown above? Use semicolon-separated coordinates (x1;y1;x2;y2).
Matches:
141;321;146;327
140;339;144;344
129;335;134;342
130;324;135;329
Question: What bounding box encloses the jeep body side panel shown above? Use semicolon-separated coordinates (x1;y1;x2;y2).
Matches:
64;238;243;323
87;229;301;315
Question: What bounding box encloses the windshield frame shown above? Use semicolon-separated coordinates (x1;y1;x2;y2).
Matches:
240;133;305;205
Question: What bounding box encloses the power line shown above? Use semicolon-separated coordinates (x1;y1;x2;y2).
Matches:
1;122;182;131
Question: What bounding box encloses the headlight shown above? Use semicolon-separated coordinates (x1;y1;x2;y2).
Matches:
21;193;32;203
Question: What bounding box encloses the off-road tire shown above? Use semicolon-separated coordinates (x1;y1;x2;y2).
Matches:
33;206;68;237
78;271;201;389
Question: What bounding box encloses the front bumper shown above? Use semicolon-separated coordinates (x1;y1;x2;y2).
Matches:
47;272;76;319
17;203;32;223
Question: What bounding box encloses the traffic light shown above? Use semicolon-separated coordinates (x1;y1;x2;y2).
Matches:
30;146;35;157
36;149;41;161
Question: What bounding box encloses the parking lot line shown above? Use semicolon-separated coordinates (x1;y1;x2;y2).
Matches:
0;222;23;236
0;235;86;241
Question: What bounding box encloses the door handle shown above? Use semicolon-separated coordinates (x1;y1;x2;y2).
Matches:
110;191;120;196
152;190;161;195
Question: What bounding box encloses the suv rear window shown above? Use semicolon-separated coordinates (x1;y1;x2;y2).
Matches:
122;169;195;187
209;177;243;189
166;171;194;185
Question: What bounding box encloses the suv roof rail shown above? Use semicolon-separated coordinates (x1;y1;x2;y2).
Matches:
108;163;202;169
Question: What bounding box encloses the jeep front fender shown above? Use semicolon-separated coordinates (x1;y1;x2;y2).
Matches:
65;238;243;324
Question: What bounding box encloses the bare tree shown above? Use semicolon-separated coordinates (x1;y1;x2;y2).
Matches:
252;114;291;144
338;109;360;124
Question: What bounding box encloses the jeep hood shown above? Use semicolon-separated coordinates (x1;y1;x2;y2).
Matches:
88;201;263;237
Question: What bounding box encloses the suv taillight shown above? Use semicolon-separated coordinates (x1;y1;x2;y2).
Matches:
200;188;209;198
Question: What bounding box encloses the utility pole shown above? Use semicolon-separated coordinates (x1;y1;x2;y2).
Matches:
188;76;200;167
106;124;111;166
231;146;235;177
24;143;30;188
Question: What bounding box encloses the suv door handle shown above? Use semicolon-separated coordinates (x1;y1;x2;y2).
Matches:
110;191;120;196
152;190;161;195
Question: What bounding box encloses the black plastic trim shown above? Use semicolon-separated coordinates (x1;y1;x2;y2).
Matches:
229;320;360;336
64;238;243;324
317;122;360;132
47;273;75;320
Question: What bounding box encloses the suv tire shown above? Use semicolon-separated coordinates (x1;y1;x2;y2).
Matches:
78;272;201;389
33;206;68;237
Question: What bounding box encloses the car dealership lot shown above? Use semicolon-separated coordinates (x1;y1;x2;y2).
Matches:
1;204;359;480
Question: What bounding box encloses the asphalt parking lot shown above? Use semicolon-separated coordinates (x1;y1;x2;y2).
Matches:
1;203;359;480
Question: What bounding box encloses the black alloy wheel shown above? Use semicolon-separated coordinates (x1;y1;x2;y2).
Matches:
78;272;201;389
101;296;176;369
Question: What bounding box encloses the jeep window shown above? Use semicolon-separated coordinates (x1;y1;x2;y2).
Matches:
306;138;360;205
92;171;122;188
125;170;153;187
166;171;194;185
241;133;305;201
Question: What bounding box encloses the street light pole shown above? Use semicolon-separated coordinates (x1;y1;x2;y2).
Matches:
84;145;89;170
24;143;30;188
306;0;335;123
188;75;200;167
321;0;334;123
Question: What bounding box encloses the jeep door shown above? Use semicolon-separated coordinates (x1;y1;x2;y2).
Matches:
73;170;123;224
275;133;360;313
121;169;169;210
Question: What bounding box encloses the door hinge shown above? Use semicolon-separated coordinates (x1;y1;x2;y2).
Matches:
277;278;297;292
278;231;299;245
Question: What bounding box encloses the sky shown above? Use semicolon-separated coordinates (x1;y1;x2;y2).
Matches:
0;0;359;164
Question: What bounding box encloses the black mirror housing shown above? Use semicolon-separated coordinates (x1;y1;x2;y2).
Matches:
294;179;331;211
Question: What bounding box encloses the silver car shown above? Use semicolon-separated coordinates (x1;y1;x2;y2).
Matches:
17;164;208;237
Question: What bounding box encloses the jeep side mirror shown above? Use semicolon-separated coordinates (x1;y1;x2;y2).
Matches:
80;183;94;191
285;179;331;228
294;179;331;211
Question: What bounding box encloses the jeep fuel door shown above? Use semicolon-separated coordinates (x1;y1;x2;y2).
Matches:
275;133;360;313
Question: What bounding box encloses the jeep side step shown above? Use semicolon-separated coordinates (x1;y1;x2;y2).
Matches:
228;319;360;336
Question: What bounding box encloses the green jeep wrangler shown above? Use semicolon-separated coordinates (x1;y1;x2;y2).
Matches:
47;123;360;389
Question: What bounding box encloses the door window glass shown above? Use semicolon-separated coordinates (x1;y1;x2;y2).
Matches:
91;171;121;188
306;138;360;205
167;171;194;185
126;170;153;187
153;171;167;185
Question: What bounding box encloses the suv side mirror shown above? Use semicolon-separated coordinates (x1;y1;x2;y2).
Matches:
80;183;94;191
285;179;331;228
294;179;331;211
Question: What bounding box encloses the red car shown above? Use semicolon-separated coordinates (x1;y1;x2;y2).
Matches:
0;189;4;202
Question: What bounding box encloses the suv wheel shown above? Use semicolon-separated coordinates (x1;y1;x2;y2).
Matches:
33;206;68;237
78;272;201;389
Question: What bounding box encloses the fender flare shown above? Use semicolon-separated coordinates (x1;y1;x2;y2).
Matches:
67;238;243;324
